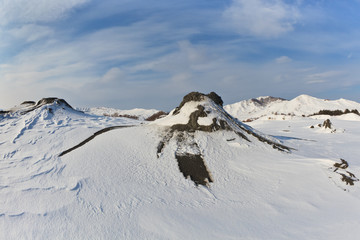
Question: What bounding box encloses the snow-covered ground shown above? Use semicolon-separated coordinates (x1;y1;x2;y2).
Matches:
1;95;360;239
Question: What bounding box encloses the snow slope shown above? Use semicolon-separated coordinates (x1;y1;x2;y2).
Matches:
225;94;360;121
1;94;360;239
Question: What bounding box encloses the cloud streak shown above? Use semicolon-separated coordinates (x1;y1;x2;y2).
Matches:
223;0;300;38
0;0;90;25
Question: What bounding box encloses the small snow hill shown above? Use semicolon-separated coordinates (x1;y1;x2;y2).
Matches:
225;94;360;121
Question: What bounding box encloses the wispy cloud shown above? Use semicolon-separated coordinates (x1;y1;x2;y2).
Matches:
9;24;54;42
305;71;343;84
0;0;90;26
223;0;300;38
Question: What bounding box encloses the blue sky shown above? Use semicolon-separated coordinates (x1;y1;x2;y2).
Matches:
1;0;360;110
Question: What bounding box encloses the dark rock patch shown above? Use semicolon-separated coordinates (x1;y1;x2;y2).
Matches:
206;92;223;106
251;96;286;106
146;111;168;121
333;158;349;170
36;98;73;109
339;173;357;186
173;92;223;115
332;158;359;187
323;119;332;129
158;130;214;187
171;105;233;134
226;138;236;142
176;153;213;186
21;101;36;105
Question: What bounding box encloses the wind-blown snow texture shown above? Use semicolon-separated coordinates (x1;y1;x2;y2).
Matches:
1;95;360;239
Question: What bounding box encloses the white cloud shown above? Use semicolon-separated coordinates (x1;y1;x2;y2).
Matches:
275;56;292;63
0;0;89;26
307;71;343;79
305;70;343;84
101;68;125;83
9;24;54;42
223;0;300;38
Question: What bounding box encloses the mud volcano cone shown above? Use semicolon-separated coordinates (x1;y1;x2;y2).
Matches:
154;91;292;187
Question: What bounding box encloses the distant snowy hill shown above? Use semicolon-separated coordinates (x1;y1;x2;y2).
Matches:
79;106;166;121
224;94;360;121
1;94;360;239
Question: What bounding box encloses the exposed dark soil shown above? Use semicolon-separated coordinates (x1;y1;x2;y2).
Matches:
59;125;134;157
333;158;349;170
173;92;223;115
21;101;36;105
251;96;286;106
332;159;359;186
175;153;213;186
146;111;168;121
339;173;357;186
172;105;232;133
323;119;332;129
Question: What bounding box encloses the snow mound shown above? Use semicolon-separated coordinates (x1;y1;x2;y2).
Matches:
1;97;78;116
154;92;291;186
155;92;290;150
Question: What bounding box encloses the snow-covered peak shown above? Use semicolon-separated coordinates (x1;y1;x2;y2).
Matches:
225;94;360;121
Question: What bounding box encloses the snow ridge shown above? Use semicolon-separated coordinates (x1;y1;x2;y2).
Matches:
225;94;360;121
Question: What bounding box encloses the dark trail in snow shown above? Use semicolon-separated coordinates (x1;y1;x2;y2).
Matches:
59;125;134;157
